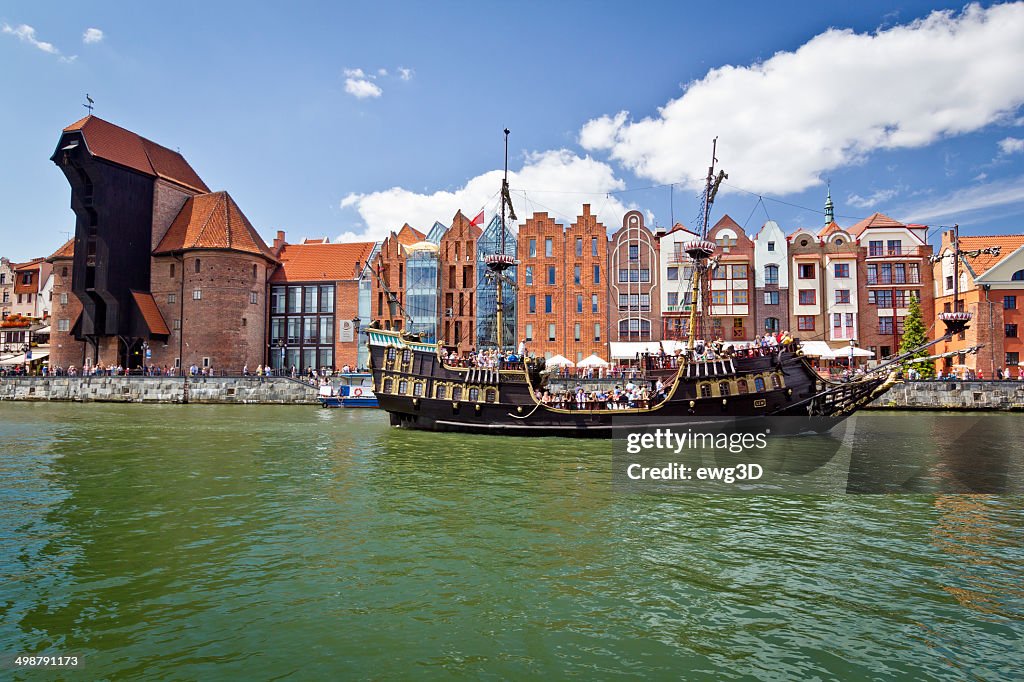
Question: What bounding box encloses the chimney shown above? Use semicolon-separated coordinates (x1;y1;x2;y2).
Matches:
272;230;286;253
582;203;591;217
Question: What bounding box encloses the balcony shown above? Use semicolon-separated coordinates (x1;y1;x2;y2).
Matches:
866;274;922;285
864;246;929;259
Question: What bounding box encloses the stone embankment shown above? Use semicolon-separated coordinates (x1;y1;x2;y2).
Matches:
868;380;1024;411
0;376;319;404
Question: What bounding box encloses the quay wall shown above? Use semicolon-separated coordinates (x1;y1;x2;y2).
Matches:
0;376;319;404
868;380;1024;411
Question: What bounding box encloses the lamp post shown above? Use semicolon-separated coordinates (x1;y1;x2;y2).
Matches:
142;341;150;376
352;316;361;370
849;338;857;378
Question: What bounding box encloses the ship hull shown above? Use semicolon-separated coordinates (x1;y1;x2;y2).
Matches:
365;329;890;438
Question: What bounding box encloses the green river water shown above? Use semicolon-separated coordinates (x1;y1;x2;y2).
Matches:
0;403;1021;680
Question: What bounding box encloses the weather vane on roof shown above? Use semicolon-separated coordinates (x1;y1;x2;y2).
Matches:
83;93;94;114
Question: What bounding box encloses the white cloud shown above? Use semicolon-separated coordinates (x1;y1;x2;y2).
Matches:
337;150;629;243
847;187;900;209
82;27;103;44
998;137;1024;155
973;172;988;182
398;67;413;81
345;78;382;99
1;22;76;60
377;68;388;77
580;3;1024;195
343;67;365;78
902;175;1024;222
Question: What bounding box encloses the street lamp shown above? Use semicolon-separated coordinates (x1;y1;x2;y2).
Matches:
142;341;150;375
849;338;857;377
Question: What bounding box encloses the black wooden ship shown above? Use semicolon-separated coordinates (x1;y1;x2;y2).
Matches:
366;133;972;437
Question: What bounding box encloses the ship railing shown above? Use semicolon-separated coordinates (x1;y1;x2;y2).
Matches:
543;399;654;411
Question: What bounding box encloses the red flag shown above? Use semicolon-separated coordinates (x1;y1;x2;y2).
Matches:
470;210;484;226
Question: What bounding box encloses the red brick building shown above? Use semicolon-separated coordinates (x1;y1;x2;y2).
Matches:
371;223;425;332
516;211;566;359
50;116;276;371
268;235;376;372
150;191;278;372
46;239;85;368
439;211;482;353
932;231;1024;377
563;205;609;363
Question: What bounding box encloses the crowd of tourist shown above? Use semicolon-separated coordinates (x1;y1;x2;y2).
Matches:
535;378;667;411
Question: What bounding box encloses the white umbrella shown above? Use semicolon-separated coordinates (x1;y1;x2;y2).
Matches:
546;354;575;367
577;354;609;368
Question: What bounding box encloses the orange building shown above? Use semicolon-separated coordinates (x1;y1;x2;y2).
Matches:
439;211;482;354
932;231;1024;378
370;223;425;332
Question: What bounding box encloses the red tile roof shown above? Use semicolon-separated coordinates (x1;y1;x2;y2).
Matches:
818;221;843;237
47;238;75;261
63;116;209;193
847;212;905;236
131;291;170;336
269;241;376;283
959;235;1024;277
154;191;277;261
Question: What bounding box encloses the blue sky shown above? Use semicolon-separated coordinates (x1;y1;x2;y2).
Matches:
2;1;1024;262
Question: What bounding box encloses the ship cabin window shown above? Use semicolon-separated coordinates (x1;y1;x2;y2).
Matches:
771;374;782;389
719;382;730;396
700;384;712;398
402;349;412;365
436;384;448;400
413;382;424;397
485;389;497;403
452;386;464;401
754;377;766;392
737;379;749;394
383;378;394;393
387;347;397;362
398;380;409;395
469;387;480;402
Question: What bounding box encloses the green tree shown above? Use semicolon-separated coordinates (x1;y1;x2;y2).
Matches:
899;294;935;378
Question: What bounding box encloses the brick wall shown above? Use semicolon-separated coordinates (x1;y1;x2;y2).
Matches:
609;211;660;343
564;205;608;363
517;212;565;358
47;255;86;368
149;251;268;372
439;212;480;354
151;180;196;250
335;279;360;369
371;233;407;332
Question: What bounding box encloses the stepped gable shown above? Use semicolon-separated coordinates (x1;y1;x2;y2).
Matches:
63;115;209;193
154;191;277;262
270;241;377;282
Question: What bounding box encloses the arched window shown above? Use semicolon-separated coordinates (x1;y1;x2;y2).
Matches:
754;377;766;392
383;378;393;393
436;384;448;400
452;386;463;401
700;383;712;398
1012;269;1024;281
485;388;497;403
195;258;201;273
765;317;780;333
252;263;258;279
764;264;779;285
469;387;480;402
719;382;730;396
413;382;424;397
771;374;782;389
398;379;408;395
737;379;749;394
402;349;412;365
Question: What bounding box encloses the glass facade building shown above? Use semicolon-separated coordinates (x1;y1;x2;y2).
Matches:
405;245;440;343
476;215;517;350
269;283;336;371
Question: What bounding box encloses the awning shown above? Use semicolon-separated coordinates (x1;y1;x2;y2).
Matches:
546;354;575;367
577;354;609;368
799;341;836;358
610;341;689;359
35;325;52;334
0;350;48;365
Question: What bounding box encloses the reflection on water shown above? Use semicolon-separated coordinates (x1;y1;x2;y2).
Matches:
0;404;1021;679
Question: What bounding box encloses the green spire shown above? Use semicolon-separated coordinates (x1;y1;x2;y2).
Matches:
824;182;834;226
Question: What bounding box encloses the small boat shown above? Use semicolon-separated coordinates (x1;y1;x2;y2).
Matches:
318;372;378;408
